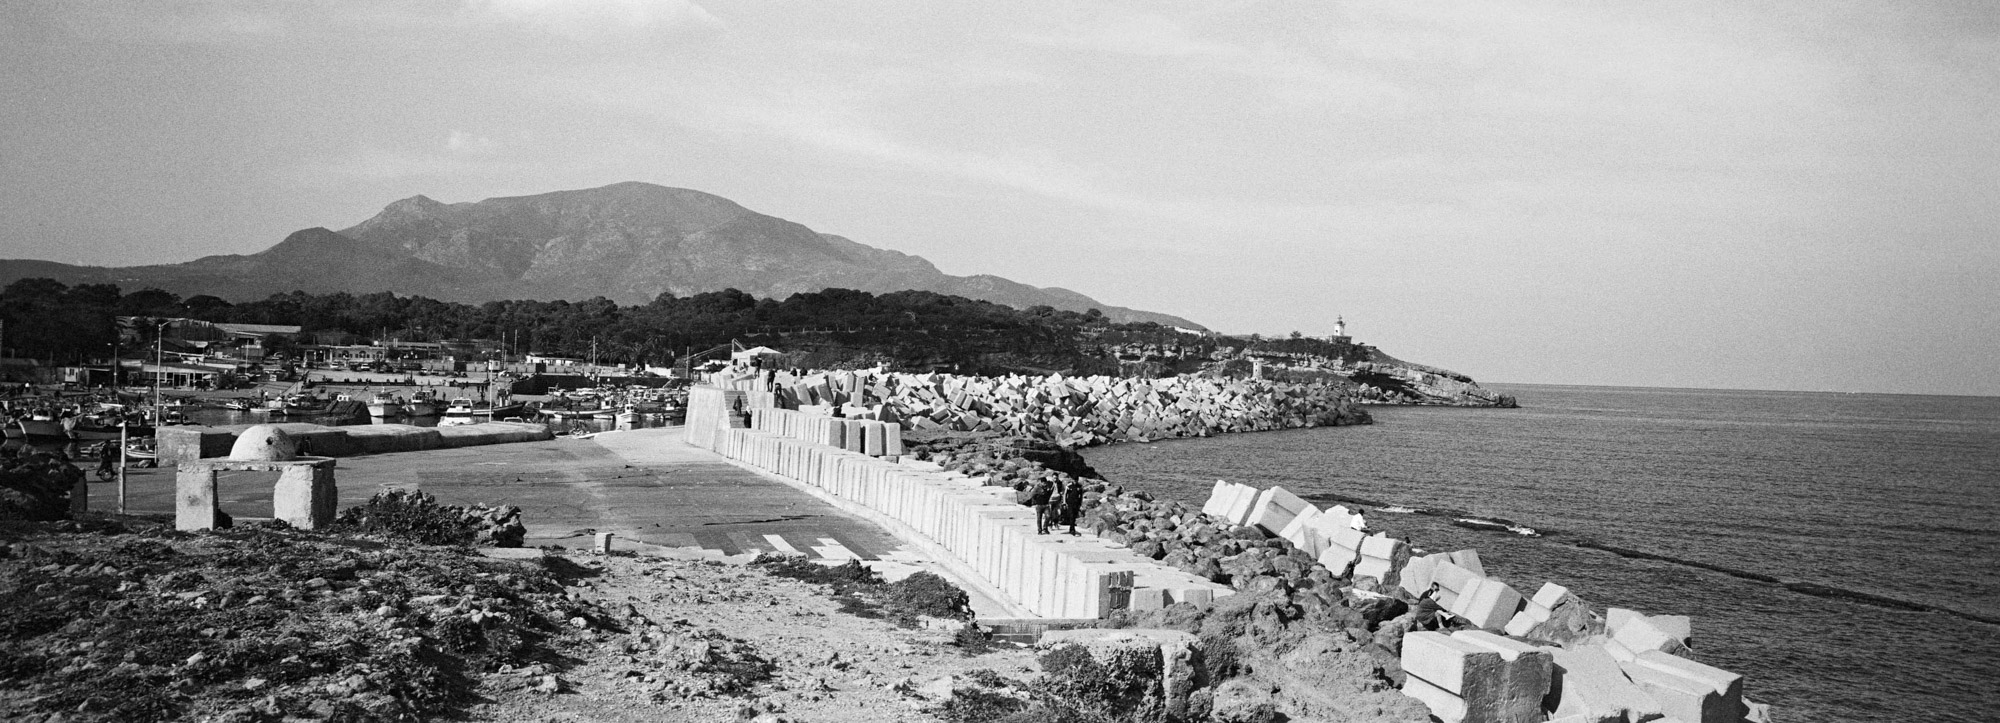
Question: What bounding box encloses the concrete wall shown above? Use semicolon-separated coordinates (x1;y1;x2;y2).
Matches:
684;385;1233;619
156;421;552;463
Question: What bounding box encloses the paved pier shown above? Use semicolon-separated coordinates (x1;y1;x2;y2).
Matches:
92;428;905;562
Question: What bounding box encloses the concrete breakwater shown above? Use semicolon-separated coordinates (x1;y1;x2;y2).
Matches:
1197;479;1769;723
156;422;554;464
685;386;1235;621
713;369;1372;448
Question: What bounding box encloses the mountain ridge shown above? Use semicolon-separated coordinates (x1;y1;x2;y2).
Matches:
0;182;1203;329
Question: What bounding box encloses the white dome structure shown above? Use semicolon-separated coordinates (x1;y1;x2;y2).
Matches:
230;424;300;461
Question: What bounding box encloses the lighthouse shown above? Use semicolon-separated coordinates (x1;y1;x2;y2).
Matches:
1331;315;1349;342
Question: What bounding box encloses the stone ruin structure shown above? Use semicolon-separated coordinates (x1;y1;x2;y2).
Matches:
175;424;337;531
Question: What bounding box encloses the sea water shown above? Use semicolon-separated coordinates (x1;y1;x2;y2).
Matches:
1081;384;2000;723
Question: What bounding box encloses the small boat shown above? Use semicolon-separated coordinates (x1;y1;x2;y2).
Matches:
615;405;642;426
439;398;477;426
68;419;154;441
220;399;253;411
366;391;404;418
405;392;440;417
485;402;526;419
123;440;159;467
17;415;72;440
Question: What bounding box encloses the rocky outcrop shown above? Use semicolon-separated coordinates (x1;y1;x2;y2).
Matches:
1348;360;1517;407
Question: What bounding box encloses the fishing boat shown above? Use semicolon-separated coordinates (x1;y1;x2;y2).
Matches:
68;417;154;441
614;404;643;426
123;439;159;468
16;414;72;440
405;391;440;417
366;391;405;418
484;402;527;419
439;398;477;426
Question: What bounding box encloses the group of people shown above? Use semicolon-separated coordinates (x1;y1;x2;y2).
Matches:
1018;474;1087;535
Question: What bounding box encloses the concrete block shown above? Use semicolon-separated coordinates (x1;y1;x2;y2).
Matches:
1247;486;1309;535
1128;587;1167;612
842;419;868;453
1278;506;1326;556
1606;607;1643;633
1545;644;1662;723
1400;672;1468;723
1329;525;1367;555
1454;630;1553;709
1613;612;1691;655
1401;554;1442;596
1222;484;1259;526
863;420;888;456
1431;561;1479;606
1631;650;1743;712
595;532;615;554
1602;636;1637;663
1359;532;1405;559
175;468;218;531
1401;632;1506;697
1622;662;1737;723
271;462;337;530
1449;549;1485;576
1317;542;1359;575
1531;581;1571;610
1503;610;1538;638
1352;556;1395;585
1201;480;1233;518
1454;577;1524;630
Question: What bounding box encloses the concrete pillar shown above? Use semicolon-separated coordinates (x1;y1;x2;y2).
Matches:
175;467;219;531
863;421;887;456
842;420;867;453
595;532;615;554
272;462;337;530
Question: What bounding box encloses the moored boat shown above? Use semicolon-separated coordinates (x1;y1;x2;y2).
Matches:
405;391;440;417
439;398;477;426
16;415;71;440
366;391;404;418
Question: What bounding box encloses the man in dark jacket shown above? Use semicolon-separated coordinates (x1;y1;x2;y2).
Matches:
1059;477;1085;535
1028;478;1054;534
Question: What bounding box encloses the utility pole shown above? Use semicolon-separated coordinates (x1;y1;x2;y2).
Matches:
153;320;168;420
117;422;127;514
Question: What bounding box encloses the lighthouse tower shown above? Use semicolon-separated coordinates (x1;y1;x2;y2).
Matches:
1330;315;1349;342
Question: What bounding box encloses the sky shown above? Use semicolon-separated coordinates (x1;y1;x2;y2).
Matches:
2;1;1996;396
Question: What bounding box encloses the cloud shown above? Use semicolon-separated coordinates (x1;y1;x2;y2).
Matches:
460;0;722;38
294;144;520;182
445;130;498;155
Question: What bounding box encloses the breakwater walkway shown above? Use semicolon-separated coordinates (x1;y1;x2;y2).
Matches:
96;429;907;565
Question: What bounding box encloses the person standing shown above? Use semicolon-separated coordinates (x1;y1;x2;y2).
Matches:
1060;476;1085;535
1028;477;1054;534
